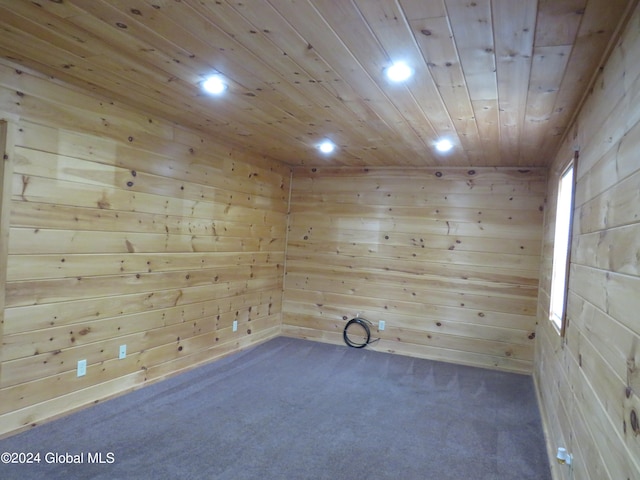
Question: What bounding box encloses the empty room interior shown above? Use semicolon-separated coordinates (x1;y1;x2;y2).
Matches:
0;0;639;478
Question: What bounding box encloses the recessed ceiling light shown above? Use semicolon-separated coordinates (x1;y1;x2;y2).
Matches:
318;140;336;154
435;139;453;152
202;75;226;95
385;61;413;82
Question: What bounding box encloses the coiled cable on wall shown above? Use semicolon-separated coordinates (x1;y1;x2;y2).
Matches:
343;317;379;348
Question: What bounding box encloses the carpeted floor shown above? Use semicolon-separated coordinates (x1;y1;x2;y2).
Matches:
0;337;551;479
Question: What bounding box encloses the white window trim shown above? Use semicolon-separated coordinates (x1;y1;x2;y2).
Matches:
549;156;577;336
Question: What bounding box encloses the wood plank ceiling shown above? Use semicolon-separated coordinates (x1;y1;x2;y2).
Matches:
0;0;635;167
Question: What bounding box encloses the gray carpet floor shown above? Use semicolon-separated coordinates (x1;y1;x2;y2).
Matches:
0;337;551;479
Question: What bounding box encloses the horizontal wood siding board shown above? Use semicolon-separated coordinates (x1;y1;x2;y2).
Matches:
8;228;285;255
291;191;545;211
6;252;282;281
5;271;282;308
4;288;282;336
10;200;282;237
284;289;537;330
286;254;540;284
286;230;542;255
286;243;541;268
285;266;538;299
573;223;640;275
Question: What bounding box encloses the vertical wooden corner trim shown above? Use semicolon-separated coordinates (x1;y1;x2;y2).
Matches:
0;120;16;349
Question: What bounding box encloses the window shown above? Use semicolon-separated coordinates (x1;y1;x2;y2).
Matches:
549;160;576;334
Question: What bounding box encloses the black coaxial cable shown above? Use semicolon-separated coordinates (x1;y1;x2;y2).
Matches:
343;317;379;348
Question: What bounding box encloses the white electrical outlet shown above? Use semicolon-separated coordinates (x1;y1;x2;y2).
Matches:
379;320;386;331
77;359;87;377
119;344;127;359
232;320;238;332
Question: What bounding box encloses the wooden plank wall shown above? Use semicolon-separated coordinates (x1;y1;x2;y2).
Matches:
0;59;290;438
282;166;545;373
534;3;640;479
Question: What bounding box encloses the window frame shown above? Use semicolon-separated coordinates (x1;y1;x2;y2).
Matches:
549;153;578;337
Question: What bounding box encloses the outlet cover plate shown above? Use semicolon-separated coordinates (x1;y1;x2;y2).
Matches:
119;344;127;359
77;359;87;377
379;320;386;331
232;320;238;332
